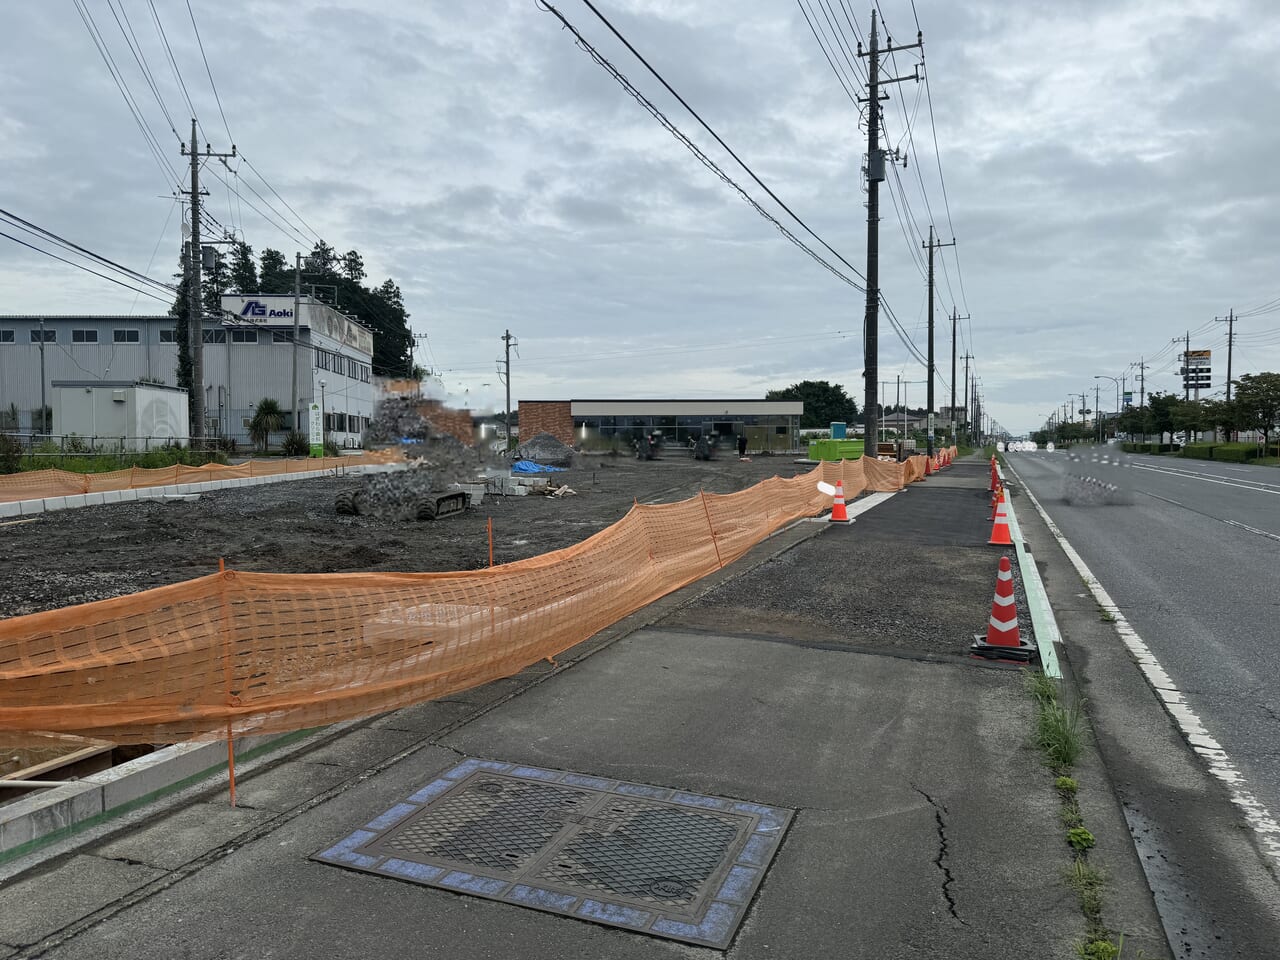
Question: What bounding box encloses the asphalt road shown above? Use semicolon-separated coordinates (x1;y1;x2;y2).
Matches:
1006;448;1280;834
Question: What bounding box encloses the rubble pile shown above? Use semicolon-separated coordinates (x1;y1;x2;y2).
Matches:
514;432;576;467
336;467;434;519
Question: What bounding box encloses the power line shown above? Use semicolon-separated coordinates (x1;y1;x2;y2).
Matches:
796;0;860;108
240;155;324;245
0;229;173;304
146;0;199;128
184;0;233;145
73;0;181;192
537;0;866;292
562;0;869;287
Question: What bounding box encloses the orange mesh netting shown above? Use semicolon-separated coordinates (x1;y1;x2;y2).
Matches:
0;450;952;745
0;450;403;504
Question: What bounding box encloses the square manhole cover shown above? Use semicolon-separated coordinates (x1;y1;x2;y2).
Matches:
313;758;791;948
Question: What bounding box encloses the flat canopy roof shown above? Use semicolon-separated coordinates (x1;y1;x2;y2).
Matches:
561;399;803;417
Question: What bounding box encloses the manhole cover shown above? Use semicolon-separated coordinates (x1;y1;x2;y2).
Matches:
313;758;791;948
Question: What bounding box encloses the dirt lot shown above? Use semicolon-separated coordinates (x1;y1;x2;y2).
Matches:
1;452;820;619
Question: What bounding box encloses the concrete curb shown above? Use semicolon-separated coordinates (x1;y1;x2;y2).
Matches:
0;462;410;517
0;731;308;862
997;461;1063;679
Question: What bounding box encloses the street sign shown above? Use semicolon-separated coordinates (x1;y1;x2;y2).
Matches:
1122;391;1133;407
309;402;323;457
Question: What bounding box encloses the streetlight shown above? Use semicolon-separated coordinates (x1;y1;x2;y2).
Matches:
1094;375;1120;441
319;379;327;444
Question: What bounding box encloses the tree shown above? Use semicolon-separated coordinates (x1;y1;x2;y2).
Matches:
248;398;285;452
341;250;365;282
1170;398;1210;440
1147;392;1178;442
259;248;288;280
765;380;858;429
1233;372;1280;445
229;240;258;294
306;240;338;276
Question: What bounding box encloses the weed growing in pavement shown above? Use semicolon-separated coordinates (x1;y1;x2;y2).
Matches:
1076;936;1123;959
1100;611;1116;623
1025;669;1060;707
1025;671;1126;956
1067;827;1097;851
1036;699;1086;769
1061;799;1084;829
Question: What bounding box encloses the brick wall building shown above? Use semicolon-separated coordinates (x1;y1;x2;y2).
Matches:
416;399;476;445
517;401;574;445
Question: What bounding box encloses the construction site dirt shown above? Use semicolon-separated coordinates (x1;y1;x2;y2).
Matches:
1;453;817;619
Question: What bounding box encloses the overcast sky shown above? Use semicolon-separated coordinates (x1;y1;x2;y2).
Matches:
2;0;1278;432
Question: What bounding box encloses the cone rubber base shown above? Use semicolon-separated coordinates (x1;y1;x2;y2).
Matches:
970;635;1038;663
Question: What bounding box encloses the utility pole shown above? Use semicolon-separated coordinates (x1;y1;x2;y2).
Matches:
292;252;302;430
1095;384;1101;443
499;329;517;449
949;309;969;446
38;318;47;435
1173;331;1190;402
1216;308;1236;403
181;118;235;442
922;227;955;458
961;352;973;445
856;14;922;448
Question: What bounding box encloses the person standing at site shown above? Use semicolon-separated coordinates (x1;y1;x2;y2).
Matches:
737;433;748;457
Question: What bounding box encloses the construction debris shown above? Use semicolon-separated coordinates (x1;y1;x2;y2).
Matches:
335;466;470;520
513;432;576;467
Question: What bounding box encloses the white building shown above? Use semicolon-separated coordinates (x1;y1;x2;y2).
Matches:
52;380;189;450
0;295;376;448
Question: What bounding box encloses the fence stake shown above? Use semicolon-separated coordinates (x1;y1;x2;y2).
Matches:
487;516;494;568
218;557;237;807
700;489;724;569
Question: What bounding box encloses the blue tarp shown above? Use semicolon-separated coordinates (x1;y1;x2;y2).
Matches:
512;460;567;473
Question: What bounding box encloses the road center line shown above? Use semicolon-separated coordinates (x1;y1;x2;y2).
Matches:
1005;460;1280;868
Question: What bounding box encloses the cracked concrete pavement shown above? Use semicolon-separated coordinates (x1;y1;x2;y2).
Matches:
0;459;1170;958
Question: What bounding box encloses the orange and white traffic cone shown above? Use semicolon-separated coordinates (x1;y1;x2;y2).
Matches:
924;456;934;477
971;555;1036;661
987;497;1013;545
987;484;1003;520
989;456;999;492
829;480;850;522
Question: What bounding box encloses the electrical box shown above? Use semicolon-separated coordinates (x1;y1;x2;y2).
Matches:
111;390;126;403
866;149;885;182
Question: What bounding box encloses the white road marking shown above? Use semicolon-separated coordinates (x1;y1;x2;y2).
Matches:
1222;519;1280;544
1132;461;1280;495
1145;493;1183;506
1007;464;1280;868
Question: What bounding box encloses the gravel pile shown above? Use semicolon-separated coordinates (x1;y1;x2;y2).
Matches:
514;432;576;466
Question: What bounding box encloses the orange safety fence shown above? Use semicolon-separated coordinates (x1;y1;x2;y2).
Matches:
0;450;952;745
0;449;403;504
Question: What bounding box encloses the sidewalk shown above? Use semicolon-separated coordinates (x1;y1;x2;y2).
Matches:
0;460;1170;958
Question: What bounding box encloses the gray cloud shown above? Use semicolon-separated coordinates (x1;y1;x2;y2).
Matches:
1;0;1277;428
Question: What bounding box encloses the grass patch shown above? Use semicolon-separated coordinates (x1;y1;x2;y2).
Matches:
1036;699;1086;770
1024;669;1060;707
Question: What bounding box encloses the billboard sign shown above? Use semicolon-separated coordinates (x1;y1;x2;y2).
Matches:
1183;349;1211;369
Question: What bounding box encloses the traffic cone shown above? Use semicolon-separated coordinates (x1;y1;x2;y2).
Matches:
971;556;1036;662
987;484;1004;520
925;456;934;477
829;479;850;522
989;457;999;492
988;497;1013;545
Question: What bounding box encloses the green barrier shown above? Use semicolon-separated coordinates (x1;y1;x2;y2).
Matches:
808;439;865;461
